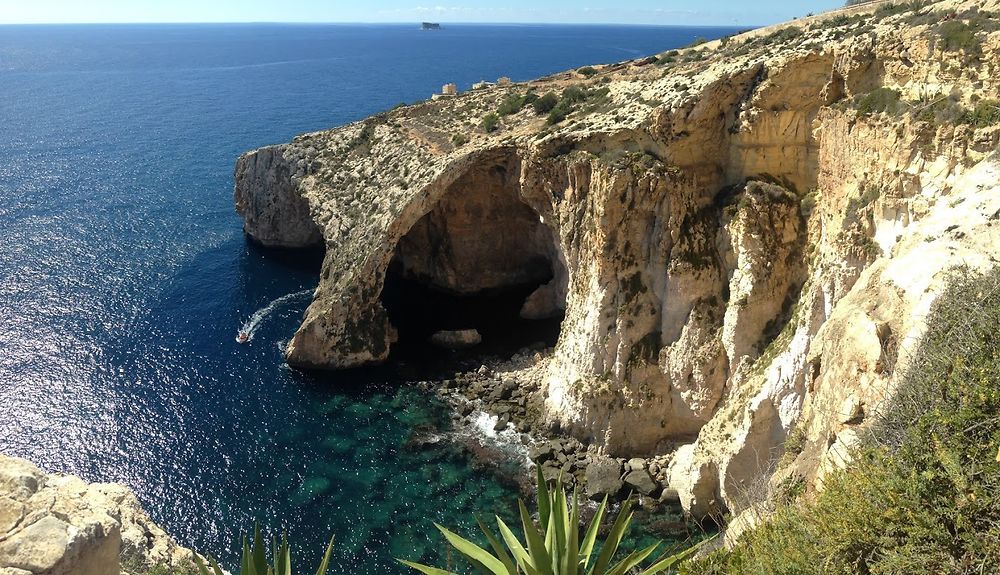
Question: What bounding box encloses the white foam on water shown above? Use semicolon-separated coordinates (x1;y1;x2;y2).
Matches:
237;289;312;343
467;409;532;464
472;411;501;438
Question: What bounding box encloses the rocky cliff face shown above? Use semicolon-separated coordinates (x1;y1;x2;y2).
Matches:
234;0;1000;521
0;455;196;575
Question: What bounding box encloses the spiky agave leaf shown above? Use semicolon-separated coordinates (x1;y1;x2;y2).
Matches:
397;559;460;575
193;552;225;575
536;466;552;527
519;499;554;575
314;536;335;575
476;515;518;575
561;489;579;575
579;495;608;569
637;539;711;575
605;542;661;575
274;534;292;575
435;522;511;575
195;527;335;575
401;473;707;575
496;515;536;573
251;525;268;575
587;498;634;575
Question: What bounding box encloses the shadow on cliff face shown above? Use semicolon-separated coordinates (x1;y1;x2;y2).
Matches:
379;158;567;364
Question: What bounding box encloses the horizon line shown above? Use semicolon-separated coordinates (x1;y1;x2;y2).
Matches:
0;20;763;28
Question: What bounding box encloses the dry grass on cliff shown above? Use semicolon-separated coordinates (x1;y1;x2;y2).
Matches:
683;267;1000;575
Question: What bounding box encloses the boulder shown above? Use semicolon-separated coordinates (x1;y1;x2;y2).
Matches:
540;463;565;484
585;459;624;501
626;458;646;472
528;443;557;464
430;329;482;349
658;487;682;504
492;381;517;401
493;415;510;432
624;469;660;497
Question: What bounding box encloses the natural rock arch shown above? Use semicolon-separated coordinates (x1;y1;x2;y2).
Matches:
381;150;569;352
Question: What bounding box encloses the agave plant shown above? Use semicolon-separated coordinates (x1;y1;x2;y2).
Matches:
193;525;334;575
400;468;707;575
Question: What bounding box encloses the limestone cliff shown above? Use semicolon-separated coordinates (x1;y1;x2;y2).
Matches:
234;0;1000;521
0;455;197;575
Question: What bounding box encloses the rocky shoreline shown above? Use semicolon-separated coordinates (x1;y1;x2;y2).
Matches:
413;345;690;522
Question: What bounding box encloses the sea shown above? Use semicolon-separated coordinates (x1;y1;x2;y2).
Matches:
0;23;743;573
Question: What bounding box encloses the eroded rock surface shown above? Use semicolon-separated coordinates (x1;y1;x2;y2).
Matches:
235;0;1000;521
0;455;196;575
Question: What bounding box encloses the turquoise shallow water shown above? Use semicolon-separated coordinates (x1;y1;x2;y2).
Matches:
0;23;740;572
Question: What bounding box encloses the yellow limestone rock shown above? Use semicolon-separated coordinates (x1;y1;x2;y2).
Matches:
0;455;197;575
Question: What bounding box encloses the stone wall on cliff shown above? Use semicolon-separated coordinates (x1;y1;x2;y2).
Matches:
233;0;1000;521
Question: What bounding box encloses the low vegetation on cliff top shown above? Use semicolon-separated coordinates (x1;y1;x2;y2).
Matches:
684;268;1000;575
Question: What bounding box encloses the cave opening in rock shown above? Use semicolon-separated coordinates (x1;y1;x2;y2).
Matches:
380;157;567;359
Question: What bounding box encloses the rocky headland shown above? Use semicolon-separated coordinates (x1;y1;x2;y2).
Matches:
0;455;196;575
234;0;1000;543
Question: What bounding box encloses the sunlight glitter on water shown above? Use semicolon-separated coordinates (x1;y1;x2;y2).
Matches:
0;22;741;573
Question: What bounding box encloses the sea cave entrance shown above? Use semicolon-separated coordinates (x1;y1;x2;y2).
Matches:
380;156;567;359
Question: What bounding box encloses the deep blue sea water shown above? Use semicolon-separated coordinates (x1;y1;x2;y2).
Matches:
0;23;741;573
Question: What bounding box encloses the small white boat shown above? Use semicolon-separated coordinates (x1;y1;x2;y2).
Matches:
236;331;249;344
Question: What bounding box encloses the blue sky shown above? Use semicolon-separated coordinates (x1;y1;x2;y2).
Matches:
0;0;843;26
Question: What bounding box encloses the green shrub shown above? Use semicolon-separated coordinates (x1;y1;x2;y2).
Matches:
540;87;593;125
401;468;708;575
683;268;1000;575
874;1;925;19
826;15;850;27
578;66;599;78
764;26;803;44
782;426;807;462
961;99;1000;128
533;92;559;115
844;185;880;219
561;86;588;104
855;88;903;117
482;112;500;133
938;20;982;57
547;100;573;125
685;37;708;48
451;133;469;147
123;558;198;575
798;190;818;219
194;526;334;575
497;93;528;116
655;50;680;64
914;95;968;125
348;119;378;150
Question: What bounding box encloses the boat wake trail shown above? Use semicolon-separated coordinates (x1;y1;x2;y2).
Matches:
237;289;313;343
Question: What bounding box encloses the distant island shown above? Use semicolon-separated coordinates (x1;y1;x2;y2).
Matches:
421;22;441;30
